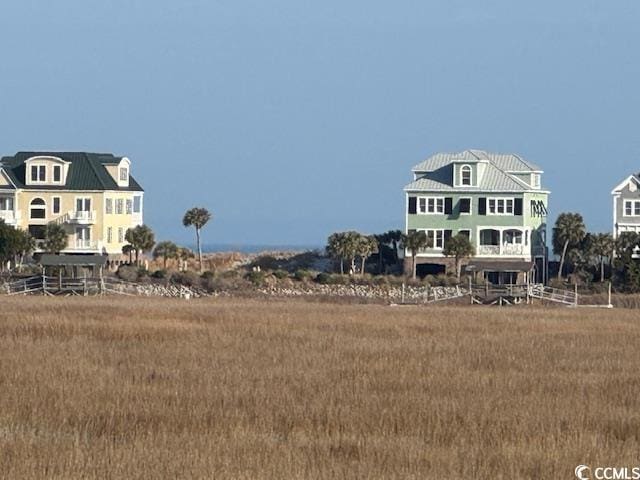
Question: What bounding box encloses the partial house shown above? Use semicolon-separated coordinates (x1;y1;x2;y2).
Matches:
0;152;143;261
611;173;640;238
404;149;550;284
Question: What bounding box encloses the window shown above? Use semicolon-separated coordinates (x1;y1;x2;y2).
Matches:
459;198;471;214
460;165;472;186
488;198;515;215
76;227;91;248
424;229;444;249
118;227;124;243
115;199;124;214
119;168;128;181
133;196;142;213
0;197;13;211
624;200;640;216
53;165;61;182
105;198;113;214
458;229;471;240
30;165;46;182
76;198;91;212
417;197;444;214
532;174;540;188
503;230;523;245
30;198;46;219
52;197;61;214
126;199;133;214
107;227;113;243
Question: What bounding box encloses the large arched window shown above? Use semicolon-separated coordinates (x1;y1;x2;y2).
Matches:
30;198;46;219
461;165;472;186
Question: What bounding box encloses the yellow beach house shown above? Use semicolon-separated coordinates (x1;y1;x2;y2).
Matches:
0;151;144;261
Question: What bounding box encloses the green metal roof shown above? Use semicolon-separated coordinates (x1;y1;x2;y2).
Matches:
0;152;144;192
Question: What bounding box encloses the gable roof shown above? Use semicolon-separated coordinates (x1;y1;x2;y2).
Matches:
0;152;143;191
412;149;541;173
611;174;640;194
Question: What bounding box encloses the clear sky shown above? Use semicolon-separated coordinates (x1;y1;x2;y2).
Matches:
1;1;639;246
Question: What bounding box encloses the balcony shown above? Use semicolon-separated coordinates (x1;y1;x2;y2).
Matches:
0;210;19;225
478;228;530;257
70;239;103;252
67;210;97;224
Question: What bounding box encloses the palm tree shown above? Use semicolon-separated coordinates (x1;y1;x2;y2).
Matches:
403;230;431;279
553;213;586;279
443;234;475;280
153;241;179;269
183;207;212;272
355;235;378;275
125;225;156;265
43;223;68;254
589;233;614;282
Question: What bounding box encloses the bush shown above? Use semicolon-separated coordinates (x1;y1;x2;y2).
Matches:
172;270;202;288
251;255;281;271
315;272;332;284
117;265;139;282
294;269;314;282
373;276;389;287
151;269;167;279
246;270;267;287
201;270;216;281
273;269;289;280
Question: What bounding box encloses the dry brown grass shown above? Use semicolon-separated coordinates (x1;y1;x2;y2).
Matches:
0;298;639;479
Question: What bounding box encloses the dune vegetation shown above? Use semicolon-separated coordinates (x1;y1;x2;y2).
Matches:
0;297;639;479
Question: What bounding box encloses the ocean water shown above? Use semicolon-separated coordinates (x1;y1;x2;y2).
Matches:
200;244;323;254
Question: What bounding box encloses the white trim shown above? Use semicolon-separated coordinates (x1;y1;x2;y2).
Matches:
612;175;640;194
417;196;445;215
622;199;640;217
29;197;47;221
459;164;472;187
487;197;515;216
0;168;17;189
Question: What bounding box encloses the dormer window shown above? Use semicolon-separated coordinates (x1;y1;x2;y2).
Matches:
119;167;128;182
532;173;541;188
53;165;61;183
31;165;46;182
461;165;472;186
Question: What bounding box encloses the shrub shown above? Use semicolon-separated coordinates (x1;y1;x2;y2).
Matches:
294;269;314;282
251;255;281;271
373;276;389;287
246;270;267;287
201;270;216;280
172;270;202;288
273;269;289;280
151;269;167;279
117;265;139;282
315;272;332;284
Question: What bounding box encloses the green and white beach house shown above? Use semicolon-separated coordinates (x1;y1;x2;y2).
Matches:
404;150;550;284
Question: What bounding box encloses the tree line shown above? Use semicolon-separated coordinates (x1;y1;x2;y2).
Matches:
0;206;213;274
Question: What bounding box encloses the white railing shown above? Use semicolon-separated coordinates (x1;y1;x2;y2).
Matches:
502;244;525;255
0;210;19;223
69;210;97;223
72;240;101;250
478;245;500;255
478;244;526;256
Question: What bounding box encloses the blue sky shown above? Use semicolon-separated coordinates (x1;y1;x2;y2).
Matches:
1;1;639;246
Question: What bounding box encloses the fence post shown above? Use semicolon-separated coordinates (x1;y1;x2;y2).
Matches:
42;273;46;296
608;281;612;308
574;283;578;307
401;282;405;304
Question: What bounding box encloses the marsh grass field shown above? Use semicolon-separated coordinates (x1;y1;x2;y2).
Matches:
1;297;639;479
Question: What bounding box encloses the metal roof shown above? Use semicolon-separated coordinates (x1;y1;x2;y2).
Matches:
404;161;532;192
465;260;534;272
0;152;144;192
412;149;541;173
37;254;108;266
